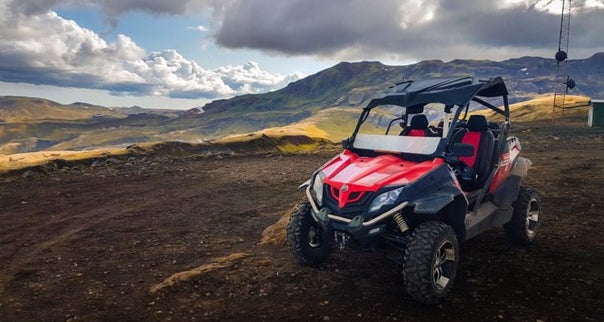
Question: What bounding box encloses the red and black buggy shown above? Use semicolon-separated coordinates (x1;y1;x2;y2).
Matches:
287;77;541;304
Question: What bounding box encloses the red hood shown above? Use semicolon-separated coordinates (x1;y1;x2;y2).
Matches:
320;150;444;208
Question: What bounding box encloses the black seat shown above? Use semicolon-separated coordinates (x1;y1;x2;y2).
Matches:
400;114;435;137
452;115;495;191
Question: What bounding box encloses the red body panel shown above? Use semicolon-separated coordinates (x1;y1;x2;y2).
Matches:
320;150;444;208
489;138;521;193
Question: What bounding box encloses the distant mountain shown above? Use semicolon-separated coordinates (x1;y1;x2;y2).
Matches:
0;96;124;122
193;53;603;141
202;53;604;116
0;97;195;153
1;53;602;154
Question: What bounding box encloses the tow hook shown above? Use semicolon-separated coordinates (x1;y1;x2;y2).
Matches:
334;231;350;250
313;208;331;230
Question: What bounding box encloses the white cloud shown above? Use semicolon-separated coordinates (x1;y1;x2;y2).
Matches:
5;0;219;17
215;61;305;94
189;25;209;32
397;0;438;29
2;0;603;101
211;0;604;62
5;0;604;65
0;0;302;99
502;0;604;14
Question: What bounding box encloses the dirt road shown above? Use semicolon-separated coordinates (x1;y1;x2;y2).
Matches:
1;120;602;321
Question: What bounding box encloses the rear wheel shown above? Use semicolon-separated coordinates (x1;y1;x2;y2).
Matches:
286;202;331;265
505;186;541;245
403;221;459;305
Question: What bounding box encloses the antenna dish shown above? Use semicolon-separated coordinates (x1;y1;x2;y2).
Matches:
555;50;567;62
552;0;573;121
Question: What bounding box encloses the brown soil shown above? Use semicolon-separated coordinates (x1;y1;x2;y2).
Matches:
1;120;603;321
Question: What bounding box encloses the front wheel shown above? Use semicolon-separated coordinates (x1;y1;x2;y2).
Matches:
286;202;331;265
403;221;459;305
504;186;541;245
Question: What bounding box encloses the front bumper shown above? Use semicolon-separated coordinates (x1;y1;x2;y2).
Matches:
305;186;408;239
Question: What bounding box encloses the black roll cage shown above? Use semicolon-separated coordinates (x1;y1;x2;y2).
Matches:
346;77;510;160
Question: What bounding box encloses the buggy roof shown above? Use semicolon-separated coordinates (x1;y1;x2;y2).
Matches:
365;76;508;110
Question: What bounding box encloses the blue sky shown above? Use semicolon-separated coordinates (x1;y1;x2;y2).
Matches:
1;0;603;109
55;6;330;74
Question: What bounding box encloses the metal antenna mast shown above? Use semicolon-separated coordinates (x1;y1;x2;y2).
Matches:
553;0;575;120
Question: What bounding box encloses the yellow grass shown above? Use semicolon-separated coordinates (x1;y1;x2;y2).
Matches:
0;148;126;171
261;122;329;139
149;253;248;294
472;94;591;122
256;107;362;142
276;142;323;153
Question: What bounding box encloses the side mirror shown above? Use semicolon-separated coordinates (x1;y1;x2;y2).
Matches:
452;143;474;157
341;138;350;149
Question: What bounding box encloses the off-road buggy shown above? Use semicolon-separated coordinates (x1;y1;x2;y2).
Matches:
287;77;541;304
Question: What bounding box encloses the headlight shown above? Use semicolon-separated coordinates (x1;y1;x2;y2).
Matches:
312;172;325;205
368;187;404;213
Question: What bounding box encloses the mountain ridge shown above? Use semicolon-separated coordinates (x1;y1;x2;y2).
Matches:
200;52;604;116
0;96;123;122
1;53;603;153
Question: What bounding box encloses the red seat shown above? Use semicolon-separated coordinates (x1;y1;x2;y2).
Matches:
400;114;435;137
452;115;495;191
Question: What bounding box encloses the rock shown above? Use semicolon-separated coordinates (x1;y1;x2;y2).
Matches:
467;278;481;285
21;170;34;178
105;158;124;165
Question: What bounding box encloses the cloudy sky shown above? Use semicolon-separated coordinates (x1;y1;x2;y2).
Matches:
0;0;603;109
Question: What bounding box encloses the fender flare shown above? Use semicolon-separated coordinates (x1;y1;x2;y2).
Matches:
402;164;468;241
411;184;465;214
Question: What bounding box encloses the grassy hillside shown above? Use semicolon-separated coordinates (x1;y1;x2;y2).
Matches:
0;96;124;122
194;53;603;143
0;148;126;171
201;61;395;117
258;94;592;142
200;53;604;118
0;94;595;172
2;53;603;153
0;113;180;153
472;94;591;122
0;133;333;172
259;107;360;141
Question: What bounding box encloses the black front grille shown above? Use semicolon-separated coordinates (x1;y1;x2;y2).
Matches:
323;184;374;218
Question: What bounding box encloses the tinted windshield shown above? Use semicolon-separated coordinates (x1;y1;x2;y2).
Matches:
350;104;443;156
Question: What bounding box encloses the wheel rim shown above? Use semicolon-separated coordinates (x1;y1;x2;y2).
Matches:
432;240;456;290
525;197;540;238
308;225;322;248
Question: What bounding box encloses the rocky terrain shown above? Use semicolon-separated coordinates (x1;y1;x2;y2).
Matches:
0;117;602;321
